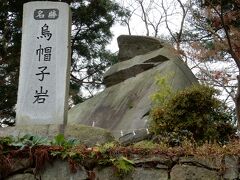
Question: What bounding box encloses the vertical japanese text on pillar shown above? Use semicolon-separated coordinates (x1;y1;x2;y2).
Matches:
33;9;57;104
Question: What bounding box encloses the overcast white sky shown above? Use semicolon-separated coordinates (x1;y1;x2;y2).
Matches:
107;0;188;52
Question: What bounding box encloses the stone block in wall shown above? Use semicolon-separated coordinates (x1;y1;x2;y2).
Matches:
223;155;239;180
40;160;88;180
132;154;172;168
11;158;32;173
94;167;127;180
6;173;35;180
179;156;222;170
170;164;220;180
132;168;168;180
95;166;169;180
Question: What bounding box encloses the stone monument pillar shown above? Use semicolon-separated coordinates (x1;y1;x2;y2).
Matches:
16;1;71;125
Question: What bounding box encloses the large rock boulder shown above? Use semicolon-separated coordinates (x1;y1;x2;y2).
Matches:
68;35;198;138
117;35;163;62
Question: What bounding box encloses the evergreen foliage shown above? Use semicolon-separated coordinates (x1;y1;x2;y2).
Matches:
150;84;236;144
150;74;174;106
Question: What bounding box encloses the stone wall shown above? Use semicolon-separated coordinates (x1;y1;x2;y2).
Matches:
5;155;239;180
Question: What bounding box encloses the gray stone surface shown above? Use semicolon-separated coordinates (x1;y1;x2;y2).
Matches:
223;155;239;179
0;124;114;147
170;164;220;180
95;167;168;180
132;155;172;167
16;1;71;125
103;53;170;87
68;35;198;138
4;155;240;180
117;35;163;62
40;160;88;180
95;167;125;180
132;168;168;180
11;158;32;172
119;129;152;146
6;173;35;180
179;156;222;170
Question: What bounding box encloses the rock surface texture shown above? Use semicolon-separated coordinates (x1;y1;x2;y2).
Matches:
68;35;198;138
4;155;240;180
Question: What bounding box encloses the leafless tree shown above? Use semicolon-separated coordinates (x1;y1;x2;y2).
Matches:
117;0;238;121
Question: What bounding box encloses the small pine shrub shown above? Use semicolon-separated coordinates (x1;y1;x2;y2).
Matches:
150;84;236;144
150;74;174;106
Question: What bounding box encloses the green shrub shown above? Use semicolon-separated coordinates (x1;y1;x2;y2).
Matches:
150;74;174;106
150;84;236;144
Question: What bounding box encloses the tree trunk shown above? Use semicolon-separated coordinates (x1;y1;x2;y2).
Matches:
230;53;240;129
139;1;149;36
236;75;240;129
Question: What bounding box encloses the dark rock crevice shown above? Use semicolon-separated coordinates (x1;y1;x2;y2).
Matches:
104;63;154;87
104;54;169;87
144;55;169;63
